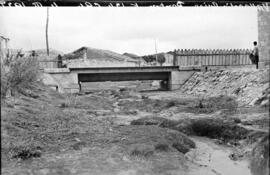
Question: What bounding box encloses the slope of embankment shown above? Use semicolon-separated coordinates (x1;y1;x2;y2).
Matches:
181;68;269;107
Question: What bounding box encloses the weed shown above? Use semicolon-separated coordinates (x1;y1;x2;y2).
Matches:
166;101;177;108
154;143;170;152
11;145;42;160
172;143;190;154
189;95;238;114
129;144;154;158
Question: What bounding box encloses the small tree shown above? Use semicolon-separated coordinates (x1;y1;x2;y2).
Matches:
156;54;166;66
142;55;156;63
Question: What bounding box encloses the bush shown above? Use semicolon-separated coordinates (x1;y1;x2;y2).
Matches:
191;95;238;114
12;147;42;160
1;53;40;99
156;54;166;66
155;143;170;152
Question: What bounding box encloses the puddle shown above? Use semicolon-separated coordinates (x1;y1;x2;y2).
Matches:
186;136;251;175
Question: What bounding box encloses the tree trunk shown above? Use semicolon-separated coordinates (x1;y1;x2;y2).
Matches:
46;7;49;56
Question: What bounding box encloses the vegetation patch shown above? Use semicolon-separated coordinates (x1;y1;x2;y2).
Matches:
12;147;42;160
129;144;154;158
186;95;238;114
189;118;249;142
1;53;40;99
8;144;43;160
172;142;191;154
250;134;269;175
119;95;238;115
154;143;170;152
112;125;195;155
131;117;252;144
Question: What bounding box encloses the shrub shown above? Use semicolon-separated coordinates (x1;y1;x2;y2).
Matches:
191;95;238;114
172;142;190;154
156;54;166;66
1;53;40;99
12;147;42;160
166;101;177;108
155;143;170;152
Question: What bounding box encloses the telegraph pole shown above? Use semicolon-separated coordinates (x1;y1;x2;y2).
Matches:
155;39;158;61
46;7;50;56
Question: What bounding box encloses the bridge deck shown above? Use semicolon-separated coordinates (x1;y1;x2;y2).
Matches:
69;66;180;73
44;66;201;74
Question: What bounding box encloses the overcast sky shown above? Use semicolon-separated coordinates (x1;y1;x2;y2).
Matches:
0;7;258;56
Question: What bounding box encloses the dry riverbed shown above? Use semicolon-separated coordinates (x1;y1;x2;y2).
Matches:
1;84;269;175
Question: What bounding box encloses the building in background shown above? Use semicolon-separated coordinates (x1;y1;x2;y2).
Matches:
163;53;174;66
258;9;270;68
0;35;10;64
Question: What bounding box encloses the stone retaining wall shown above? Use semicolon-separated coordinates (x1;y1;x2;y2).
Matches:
258;9;270;68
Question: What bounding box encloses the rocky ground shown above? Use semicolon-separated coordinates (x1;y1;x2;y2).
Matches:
181;68;269;107
1;68;269;175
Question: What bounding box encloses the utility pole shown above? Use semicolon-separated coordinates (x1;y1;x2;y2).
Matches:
155;39;158;61
45;7;50;56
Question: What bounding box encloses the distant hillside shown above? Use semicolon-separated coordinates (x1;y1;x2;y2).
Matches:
123;53;141;59
64;47;139;63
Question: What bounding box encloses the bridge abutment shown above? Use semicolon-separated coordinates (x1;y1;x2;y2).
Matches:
42;68;80;93
169;71;196;90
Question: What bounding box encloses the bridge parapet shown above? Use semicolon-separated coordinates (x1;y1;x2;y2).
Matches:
44;68;70;73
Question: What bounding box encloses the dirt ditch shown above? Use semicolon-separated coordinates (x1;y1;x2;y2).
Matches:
1;85;269;175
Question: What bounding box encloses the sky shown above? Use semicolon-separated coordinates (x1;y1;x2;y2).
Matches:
0;7;258;56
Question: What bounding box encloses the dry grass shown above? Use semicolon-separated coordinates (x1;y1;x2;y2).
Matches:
187;95;238;114
1;84;196;165
118;95;238;115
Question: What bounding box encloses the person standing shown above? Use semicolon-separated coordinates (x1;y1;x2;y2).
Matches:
252;41;259;69
57;54;63;68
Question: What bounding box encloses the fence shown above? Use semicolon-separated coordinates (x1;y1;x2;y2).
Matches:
174;49;253;67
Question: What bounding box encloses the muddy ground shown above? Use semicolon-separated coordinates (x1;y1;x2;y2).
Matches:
1;83;269;175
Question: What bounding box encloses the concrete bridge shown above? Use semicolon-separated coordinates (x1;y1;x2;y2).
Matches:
42;66;201;93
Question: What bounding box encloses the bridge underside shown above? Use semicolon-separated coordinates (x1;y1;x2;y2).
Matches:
78;72;170;82
78;72;171;90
